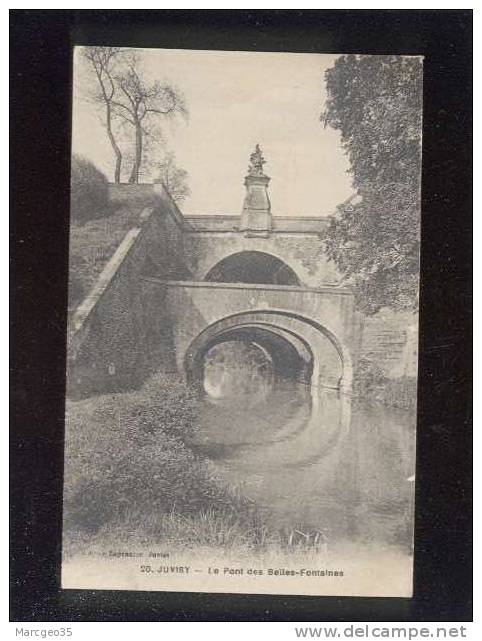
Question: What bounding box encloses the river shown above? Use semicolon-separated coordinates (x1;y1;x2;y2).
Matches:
191;347;416;552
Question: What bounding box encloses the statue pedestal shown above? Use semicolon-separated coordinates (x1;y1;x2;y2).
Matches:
240;174;272;236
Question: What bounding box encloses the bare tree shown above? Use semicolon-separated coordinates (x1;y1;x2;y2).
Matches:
154;152;191;204
82;47;124;183
112;55;187;184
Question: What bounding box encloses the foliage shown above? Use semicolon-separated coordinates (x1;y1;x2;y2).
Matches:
353;357;386;394
353;357;417;410
322;55;423;314
63;373;252;536
70;154;110;224
154;152;191;204
68;201;145;311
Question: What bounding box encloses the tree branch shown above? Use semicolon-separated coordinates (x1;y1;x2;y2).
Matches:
110;100;135;123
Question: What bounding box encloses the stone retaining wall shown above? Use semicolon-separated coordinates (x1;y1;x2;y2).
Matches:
360;311;418;378
67;186;185;397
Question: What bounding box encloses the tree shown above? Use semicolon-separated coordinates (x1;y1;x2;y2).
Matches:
70;154;109;223
112;53;187;183
154;152;191;204
82;47;124;183
321;55;423;315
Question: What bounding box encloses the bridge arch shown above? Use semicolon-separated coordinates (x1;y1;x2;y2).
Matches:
203;250;301;286
183;309;353;393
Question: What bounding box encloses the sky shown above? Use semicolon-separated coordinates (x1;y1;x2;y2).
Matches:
72;48;353;217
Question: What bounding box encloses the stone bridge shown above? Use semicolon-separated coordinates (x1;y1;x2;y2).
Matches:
67;149;377;397
144;278;359;392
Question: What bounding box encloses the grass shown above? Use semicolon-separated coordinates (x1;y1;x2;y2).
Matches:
63;371;336;560
68;186;160;312
64;508;282;559
63;372;277;558
68;205;141;311
63;370;413;562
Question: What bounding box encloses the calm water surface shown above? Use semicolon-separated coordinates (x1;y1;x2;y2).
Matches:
192;374;416;550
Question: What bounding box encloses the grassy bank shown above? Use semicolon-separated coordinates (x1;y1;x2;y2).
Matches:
68;187;160;311
63;373;276;558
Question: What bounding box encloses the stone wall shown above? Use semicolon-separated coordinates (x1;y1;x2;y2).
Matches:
67;186;185;398
156;280;361;390
359;310;419;379
182;231;340;287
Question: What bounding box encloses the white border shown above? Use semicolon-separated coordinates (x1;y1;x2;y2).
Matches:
6;3;476;634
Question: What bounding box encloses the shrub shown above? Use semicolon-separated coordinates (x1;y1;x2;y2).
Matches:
353;357;385;396
70;154;109;223
63;373;249;535
353;357;417;410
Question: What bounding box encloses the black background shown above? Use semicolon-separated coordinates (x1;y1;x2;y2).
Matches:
10;9;472;622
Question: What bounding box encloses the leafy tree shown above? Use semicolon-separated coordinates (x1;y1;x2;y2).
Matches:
322;55;423;314
154;152;191;204
70;154;109;224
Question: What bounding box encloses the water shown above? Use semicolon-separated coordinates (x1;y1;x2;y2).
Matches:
192;376;416;551
203;340;275;403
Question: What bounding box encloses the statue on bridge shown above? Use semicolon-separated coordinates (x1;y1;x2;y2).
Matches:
242;144;271;235
248;144;267;177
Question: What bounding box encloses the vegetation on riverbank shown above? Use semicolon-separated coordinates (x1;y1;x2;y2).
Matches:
353;357;417;411
63;365;415;559
63;373;277;558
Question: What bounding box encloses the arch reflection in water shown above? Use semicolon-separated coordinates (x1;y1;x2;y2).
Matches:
203;339;275;405
192;368;415;550
184;310;348;393
193;323;313;402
